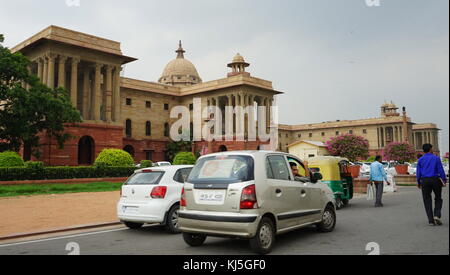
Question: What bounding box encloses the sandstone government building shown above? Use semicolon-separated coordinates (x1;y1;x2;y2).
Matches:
11;26;441;166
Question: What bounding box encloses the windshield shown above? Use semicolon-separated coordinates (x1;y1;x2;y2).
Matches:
187;155;254;184
125;171;164;185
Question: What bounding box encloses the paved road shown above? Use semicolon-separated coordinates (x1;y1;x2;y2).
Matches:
0;187;448;255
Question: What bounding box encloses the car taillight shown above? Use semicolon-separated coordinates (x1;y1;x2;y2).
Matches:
180;188;186;207
150;186;167;199
240;185;258;209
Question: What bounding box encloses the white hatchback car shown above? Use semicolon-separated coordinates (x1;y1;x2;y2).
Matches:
117;165;193;233
178;151;336;254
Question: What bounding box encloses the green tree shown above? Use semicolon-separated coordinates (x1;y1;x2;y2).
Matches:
0;35;82;160
166;140;193;162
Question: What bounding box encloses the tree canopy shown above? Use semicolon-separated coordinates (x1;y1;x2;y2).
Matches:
0;34;82;160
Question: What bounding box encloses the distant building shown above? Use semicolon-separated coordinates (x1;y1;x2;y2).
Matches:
279;102;441;157
287;141;329;160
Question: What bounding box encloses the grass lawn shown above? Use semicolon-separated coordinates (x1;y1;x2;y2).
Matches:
0;182;123;198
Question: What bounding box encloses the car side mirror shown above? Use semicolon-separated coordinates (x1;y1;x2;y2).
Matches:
312;172;323;183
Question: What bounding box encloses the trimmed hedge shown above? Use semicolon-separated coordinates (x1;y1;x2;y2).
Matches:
173;152;197;165
0;166;137;182
140;160;153;168
94;149;134;167
0;151;25;167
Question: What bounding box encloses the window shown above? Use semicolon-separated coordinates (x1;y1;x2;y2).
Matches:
267;155;291;181
363;129;367;134
298;134;301;138
322;132;325;137
349;130;354;134
187;155;254;185
164;104;169;111
125;171;164;185
126;98;132;106
146;101;152;108
286;134;289;138
125;119;132;137
173;168;194;183
145;151;153;161
164;123;170;137
146;121;151;136
309;133;313;138
287;157;307;177
189;104;194;111
336;131;340;136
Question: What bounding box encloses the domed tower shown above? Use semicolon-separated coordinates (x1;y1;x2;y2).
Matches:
227;53;250;77
158;41;202;86
381;101;400;117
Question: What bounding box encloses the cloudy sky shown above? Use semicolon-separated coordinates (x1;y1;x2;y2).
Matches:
1;0;449;154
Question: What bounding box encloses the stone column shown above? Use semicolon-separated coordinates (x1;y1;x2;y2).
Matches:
104;65;113;123
70;58;80;109
113;66;122;123
93;63;103;121
42;56;48;86
82;67;91;120
47;53;56;89
57;56;67;89
37;57;44;82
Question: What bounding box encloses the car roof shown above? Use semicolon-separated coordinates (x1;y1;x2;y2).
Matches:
135;165;193;173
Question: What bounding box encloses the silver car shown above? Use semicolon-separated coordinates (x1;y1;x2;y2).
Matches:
178;151;336;254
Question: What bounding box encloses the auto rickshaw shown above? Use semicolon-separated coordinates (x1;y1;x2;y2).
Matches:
306;156;354;210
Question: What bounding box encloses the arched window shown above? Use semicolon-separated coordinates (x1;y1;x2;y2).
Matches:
164;123;170;137
146;121;151;136
126;119;132;138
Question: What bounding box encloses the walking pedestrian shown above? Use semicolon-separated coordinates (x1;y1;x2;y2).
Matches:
369;156;391;207
417;144;447;226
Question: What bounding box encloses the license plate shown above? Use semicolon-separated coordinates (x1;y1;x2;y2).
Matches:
196;190;226;205
122;206;139;214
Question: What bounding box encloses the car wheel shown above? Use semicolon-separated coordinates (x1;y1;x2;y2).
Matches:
183;233;207;247
165;205;181;234
342;199;349;206
316;206;336;233
124;221;144;229
249;217;275;255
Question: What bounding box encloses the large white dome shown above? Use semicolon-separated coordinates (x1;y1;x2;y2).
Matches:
158;41;202;86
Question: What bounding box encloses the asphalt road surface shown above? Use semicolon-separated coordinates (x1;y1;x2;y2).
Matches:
0;187;448;255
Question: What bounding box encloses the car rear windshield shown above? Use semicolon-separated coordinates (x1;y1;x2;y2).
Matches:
187;155;254;184
125;171;164;185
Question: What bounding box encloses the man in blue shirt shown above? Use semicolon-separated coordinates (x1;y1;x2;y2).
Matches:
417;144;447;226
369;156;390;207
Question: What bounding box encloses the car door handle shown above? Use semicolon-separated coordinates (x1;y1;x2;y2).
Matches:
301;190;307;197
275;189;282;194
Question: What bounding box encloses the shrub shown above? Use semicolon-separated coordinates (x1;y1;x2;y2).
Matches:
173;152;197;165
25;161;44;170
140;160;153;168
384;142;416;164
94;149;134;167
0;166;137;181
366;156;376;163
0;151;25;167
326;134;370;163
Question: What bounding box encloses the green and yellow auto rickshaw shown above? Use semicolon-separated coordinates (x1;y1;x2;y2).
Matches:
306;156;354;210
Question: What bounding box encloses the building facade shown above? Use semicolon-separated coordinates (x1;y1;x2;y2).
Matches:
12;26;278;165
278;103;441;157
11;26;441;165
